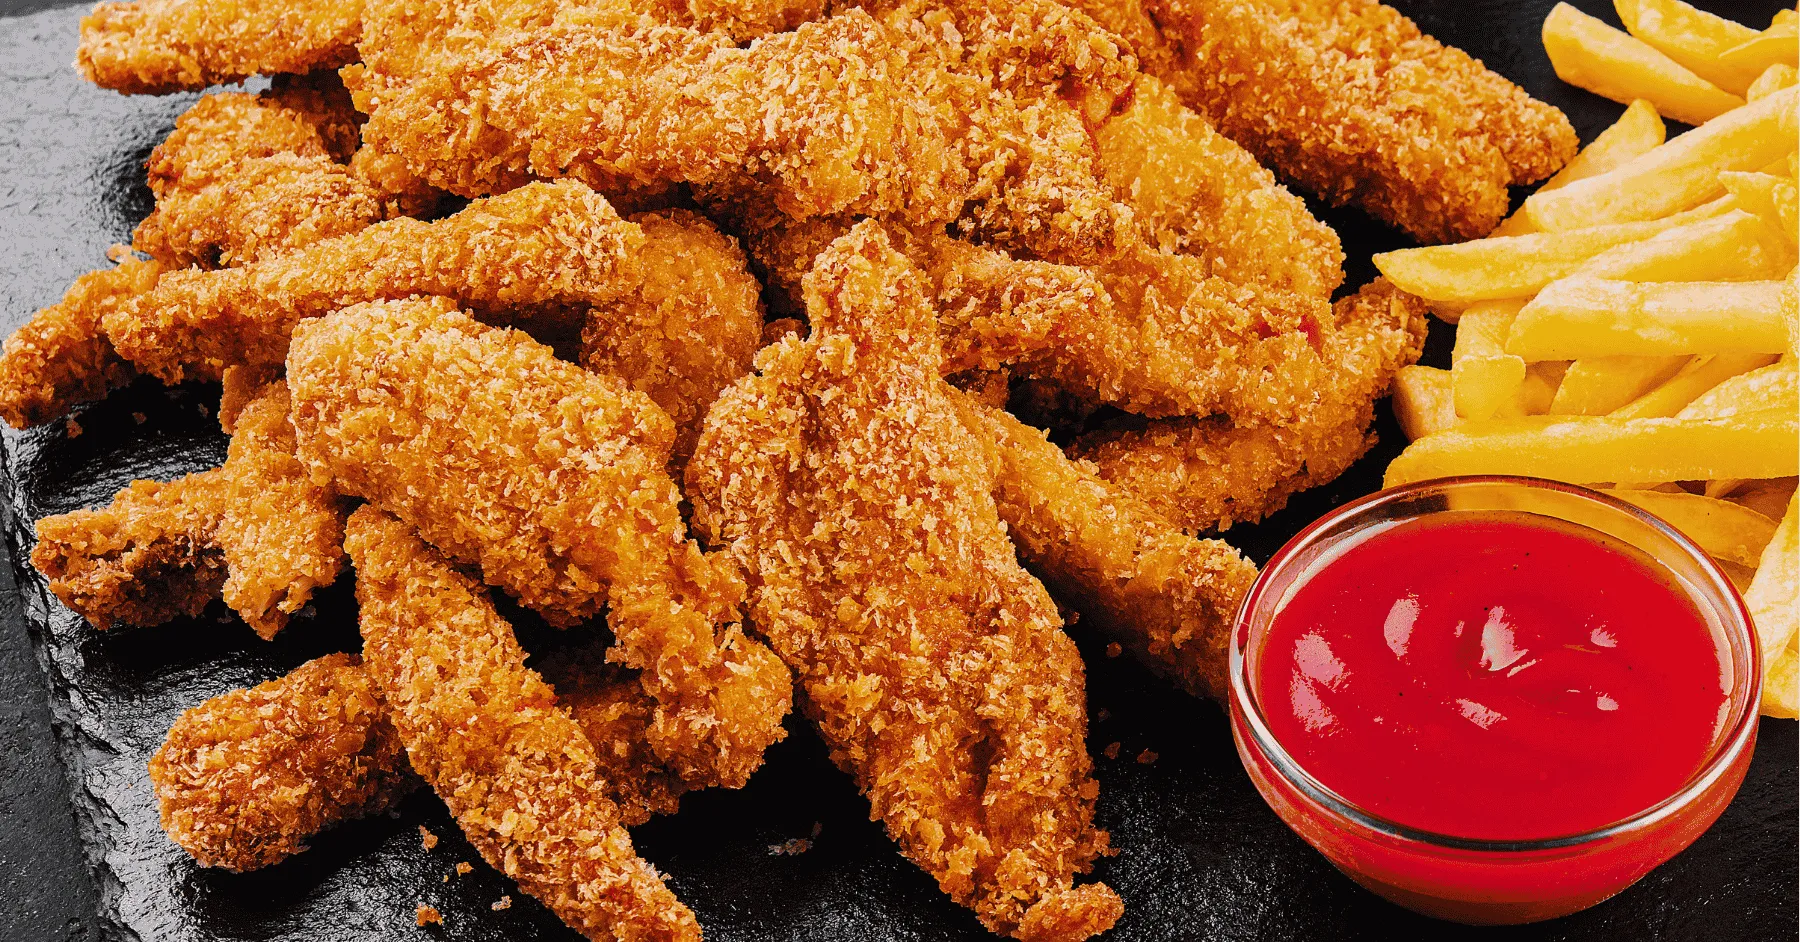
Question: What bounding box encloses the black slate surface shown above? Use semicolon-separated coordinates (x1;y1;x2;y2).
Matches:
0;1;1794;940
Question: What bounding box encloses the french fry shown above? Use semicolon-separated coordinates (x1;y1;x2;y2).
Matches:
1765;642;1798;719
1567;209;1787;282
1383;409;1798;487
1746;63;1797;101
1613;0;1765;95
1551;355;1690;414
1490;99;1666;237
1718;171;1798;251
1391;365;1457;441
1524;87;1796;232
1745;495;1798;717
1374;197;1734;303
1678;357;1798;419
1718;23;1798;79
1728;477;1800;519
1507;279;1789;359
1543;3;1745;126
1775;9;1797;28
1599;487;1779;566
1611;353;1779;419
1717;558;1759;593
1453;301;1528;420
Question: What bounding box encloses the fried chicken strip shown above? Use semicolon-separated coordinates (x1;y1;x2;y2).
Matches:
687;222;1120;941
287;298;790;788
0;255;167;429
106;179;644;384
961;400;1258;700
76;0;362;94
345;506;700;942
148;653;416;872
1074;277;1429;532
582;210;766;467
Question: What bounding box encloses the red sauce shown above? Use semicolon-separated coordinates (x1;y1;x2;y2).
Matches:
1255;510;1729;841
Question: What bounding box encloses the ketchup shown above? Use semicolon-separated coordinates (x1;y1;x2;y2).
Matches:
1255;510;1729;841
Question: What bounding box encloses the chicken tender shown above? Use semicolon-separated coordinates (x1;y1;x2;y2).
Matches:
106;180;644;384
1075;278;1429;531
0;255;166;429
687;222;1119;941
76;0;362;94
582;210;766;467
962;401;1258;700
345;506;700;942
287;298;791;788
148;653;416;872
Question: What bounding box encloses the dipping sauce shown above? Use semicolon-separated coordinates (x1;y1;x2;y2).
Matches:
1254;510;1728;841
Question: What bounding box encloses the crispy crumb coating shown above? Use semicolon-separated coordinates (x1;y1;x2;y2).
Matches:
32;471;228;629
135;153;385;269
105;180;644;384
963;402;1258;700
687;222;1119;941
76;0;363;94
1075;278;1429;531
148;653;416;872
0;255;166;429
1150;0;1576;243
345;507;701;942
582;210;765;467
1096;73;1342;299
534;640;694;825
216;363;282;434
288;298;791;788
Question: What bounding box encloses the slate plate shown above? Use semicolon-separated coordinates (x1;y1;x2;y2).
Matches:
0;1;1794;940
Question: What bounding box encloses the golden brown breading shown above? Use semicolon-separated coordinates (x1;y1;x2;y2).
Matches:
687;222;1119;941
0;255;166;429
148;653;416;872
106;180;644;384
1147;0;1577;243
534;640;694;825
134;153;386;269
287;298;791;788
32;471;228;629
76;0;363;94
581;210;765;467
962;401;1258;700
345;506;701;942
1074;278;1429;531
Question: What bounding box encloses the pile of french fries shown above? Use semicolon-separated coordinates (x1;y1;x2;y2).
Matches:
1375;0;1798;718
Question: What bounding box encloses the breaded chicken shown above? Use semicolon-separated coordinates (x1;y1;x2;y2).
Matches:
32;380;348;638
76;0;362;94
962;401;1258;700
148;653;416;872
106;180;644;384
1075;278;1429;531
0;255;166;429
345;506;700;942
287;298;791;788
582;210;766;467
687;223;1119;941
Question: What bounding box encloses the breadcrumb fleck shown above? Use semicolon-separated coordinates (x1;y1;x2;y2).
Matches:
1136;749;1158;765
419;826;437;851
1103;742;1121;760
454;862;472;877
63;418;80;438
768;838;812;855
414;904;441;927
1105;642;1122;658
491;896;513;911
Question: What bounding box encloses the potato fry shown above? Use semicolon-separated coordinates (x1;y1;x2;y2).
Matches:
1614;0;1764;95
1383;409;1798;487
1491;99;1666;237
1391;365;1457;441
1775;9;1797;28
1544;3;1745;125
1568;209;1787;282
1551;355;1690;414
1375;198;1733;303
1728;477;1800;519
1718;172;1798;250
1678;358;1798;419
1453;301;1528;420
1524;87;1796;231
1611;353;1779;419
1745;495;1798;717
1747;63;1798;101
1508;278;1789;359
1765;642;1798;719
1718;23;1798;79
1599;488;1778;566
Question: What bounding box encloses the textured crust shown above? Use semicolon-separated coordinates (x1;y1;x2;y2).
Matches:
287;298;791;788
106;180;644;384
134;152;385;269
76;0;363;94
581;210;765;467
0;255;165;429
148;653;416;872
966;402;1258;700
687;223;1118;940
1075;278;1430;531
345;507;701;942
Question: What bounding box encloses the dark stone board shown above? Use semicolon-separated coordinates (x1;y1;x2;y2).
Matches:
0;1;1792;940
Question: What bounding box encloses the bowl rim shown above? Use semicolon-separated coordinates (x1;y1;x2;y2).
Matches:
1228;474;1763;854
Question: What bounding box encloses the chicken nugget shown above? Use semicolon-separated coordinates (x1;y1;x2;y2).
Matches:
76;0;362;94
0;255;166;429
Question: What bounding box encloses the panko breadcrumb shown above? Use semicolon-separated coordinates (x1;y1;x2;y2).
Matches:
0;255;166;429
77;0;362;94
